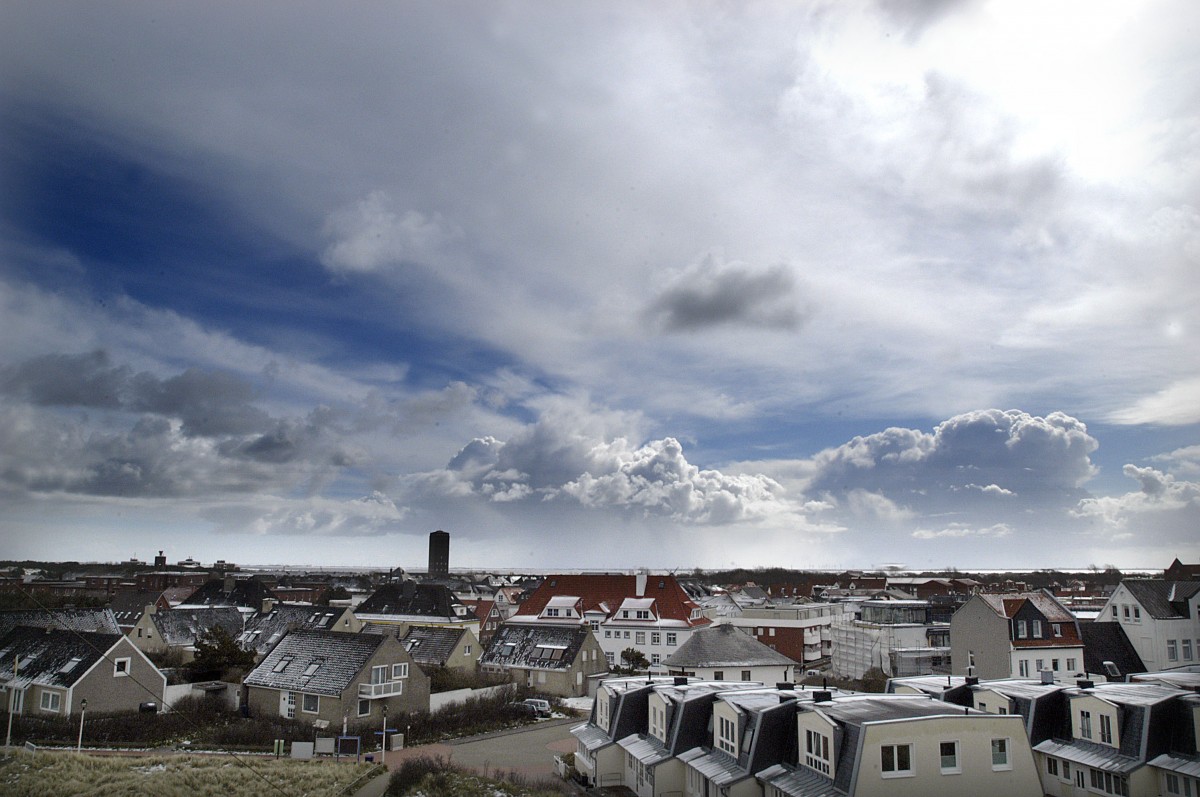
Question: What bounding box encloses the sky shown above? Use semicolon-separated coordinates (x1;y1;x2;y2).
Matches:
1;1;1197;573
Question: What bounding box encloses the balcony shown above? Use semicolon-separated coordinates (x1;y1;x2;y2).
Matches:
359;680;403;699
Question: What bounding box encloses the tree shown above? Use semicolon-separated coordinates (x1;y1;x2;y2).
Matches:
620;647;649;672
187;625;256;682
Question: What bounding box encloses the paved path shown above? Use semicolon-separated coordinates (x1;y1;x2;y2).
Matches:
353;717;580;797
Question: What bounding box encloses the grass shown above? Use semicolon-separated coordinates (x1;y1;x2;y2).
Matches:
386;756;570;797
0;750;378;797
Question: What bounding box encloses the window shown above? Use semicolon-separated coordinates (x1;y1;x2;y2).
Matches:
651;632;661;645
666;633;677;646
1052;658;1060;671
1067;657;1077;671
1133;606;1140;622
1036;658;1045;672
1062;761;1071;782
1166;773;1181;795
636;610;650;619
991;738;1010;770
1185;640;1194;661
113;657;130;677
302;693;319;713
714;671;724;680
1053;623;1062;637
358;699;370;717
717;716;737;754
1018;660;1029;677
880;744;912;777
371;665;387;684
1091;769;1129;796
623;631;630;639
1016;620;1027;638
40;690;61;713
652;654;660;665
1123;605;1130;619
605;652;615;665
741;670;751;681
1032;620;1042;637
273;657;293;673
137;628;143;638
545;608;559;617
939;740;959;774
769;628;776;636
1080;710;1093;739
978;702;987;712
303;662;322;677
392;663;408;679
1047;757;1059;777
1169;640;1179;661
1111;605;1118;618
604;630;611;638
805;729;831;775
1100;714;1113;745
463;645;471;655
636;632;645;645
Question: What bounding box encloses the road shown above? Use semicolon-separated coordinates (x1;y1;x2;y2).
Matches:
354;717;581;797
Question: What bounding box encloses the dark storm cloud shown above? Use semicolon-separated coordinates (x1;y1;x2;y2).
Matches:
0;350;270;436
647;257;805;332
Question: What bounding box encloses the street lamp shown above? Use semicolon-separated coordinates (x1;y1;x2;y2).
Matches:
77;699;87;752
380;703;387;768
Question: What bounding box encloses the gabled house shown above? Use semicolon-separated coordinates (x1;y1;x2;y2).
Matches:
757;692;1044;797
396;625;479;673
0;625;166;717
479;622;606;697
1033;679;1191;797
129;606;245;662
951;591;1084;680
0;608;121;637
574;675;691;788
460;599;503;646
239;604;360;659
243;630;429;724
660;624;796;683
1096;580;1200;672
508;573;710;668
355;581;479;638
108;589;172;634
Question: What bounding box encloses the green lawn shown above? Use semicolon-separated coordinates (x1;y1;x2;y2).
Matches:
0;750;378;797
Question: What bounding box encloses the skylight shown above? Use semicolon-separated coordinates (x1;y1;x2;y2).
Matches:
273;657;293;673
303;662;321;676
58;656;83;674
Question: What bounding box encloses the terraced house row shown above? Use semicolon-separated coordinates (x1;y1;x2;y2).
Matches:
571;675;1044;797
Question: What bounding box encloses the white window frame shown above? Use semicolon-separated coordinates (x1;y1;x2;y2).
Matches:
716;715;737;755
302;693;319;713
392;663;409;679
113;657;131;677
1100;713;1113;745
1168;639;1179;661
805;728;831;775
939;740;960;775
1080;709;1093;739
40;690;61;713
991;738;1011;771
666;632;677;646
651;632;661;645
881;743;913;777
358;698;371;717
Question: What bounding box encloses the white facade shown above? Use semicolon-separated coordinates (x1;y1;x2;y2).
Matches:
1097;582;1200;672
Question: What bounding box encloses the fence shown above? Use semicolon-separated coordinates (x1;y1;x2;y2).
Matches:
429;684;510;712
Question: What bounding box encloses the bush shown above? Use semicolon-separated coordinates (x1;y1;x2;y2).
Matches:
387;755;461;796
429;666;510;693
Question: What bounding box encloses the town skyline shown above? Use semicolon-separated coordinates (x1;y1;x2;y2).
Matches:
2;3;1198;571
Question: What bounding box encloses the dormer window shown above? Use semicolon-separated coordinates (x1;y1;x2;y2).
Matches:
716;715;737;755
636;610;649;620
1016;620;1027;638
1032;619;1042;637
805;729;831;775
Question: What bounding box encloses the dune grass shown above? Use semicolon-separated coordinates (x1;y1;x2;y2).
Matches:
0;750;377;797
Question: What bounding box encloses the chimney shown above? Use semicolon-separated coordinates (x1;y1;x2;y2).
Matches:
1076;679;1095;690
1041;670;1054;685
674;676;688;686
812;690;832;703
261;598;275;614
636;573;647;597
965;676;979;686
776;682;794;691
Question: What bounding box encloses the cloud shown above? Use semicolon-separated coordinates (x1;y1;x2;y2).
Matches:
646;255;805;332
804;409;1099;526
912;522;1012;540
418;409;796;525
320;191;458;276
1108;376;1200;426
1073;464;1200;531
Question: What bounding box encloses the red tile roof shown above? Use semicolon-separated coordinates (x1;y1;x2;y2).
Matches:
516;574;709;626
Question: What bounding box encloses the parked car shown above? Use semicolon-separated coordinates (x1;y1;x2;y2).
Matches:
522;698;552;718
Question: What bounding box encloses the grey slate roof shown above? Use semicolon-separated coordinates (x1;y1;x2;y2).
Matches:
663;624;797;668
757;763;840;797
398;626;467;667
243;630;387;696
151;607;245;647
180;578;277;609
1122;580;1200;620
239;606;348;655
0;625;123;690
357;581;468;621
108;590;163;628
0;608;120;637
481;622;588;670
1034;738;1142;774
1081;621;1146;678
